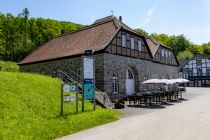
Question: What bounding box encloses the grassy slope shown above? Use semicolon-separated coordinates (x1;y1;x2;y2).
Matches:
0;61;19;72
0;72;120;140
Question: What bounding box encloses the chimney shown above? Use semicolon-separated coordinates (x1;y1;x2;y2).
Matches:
119;16;122;22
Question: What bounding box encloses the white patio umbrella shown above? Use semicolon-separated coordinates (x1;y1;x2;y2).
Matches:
171;78;189;99
142;79;168;86
159;79;176;85
171;78;189;84
142;79;168;104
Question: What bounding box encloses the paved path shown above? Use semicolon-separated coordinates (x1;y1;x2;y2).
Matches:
57;88;210;140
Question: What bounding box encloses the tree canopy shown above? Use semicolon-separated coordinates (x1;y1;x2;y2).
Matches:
136;28;210;61
0;9;84;62
0;8;210;62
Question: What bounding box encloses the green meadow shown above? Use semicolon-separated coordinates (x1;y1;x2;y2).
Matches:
0;71;120;140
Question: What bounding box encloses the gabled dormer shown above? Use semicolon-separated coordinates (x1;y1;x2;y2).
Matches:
146;37;179;66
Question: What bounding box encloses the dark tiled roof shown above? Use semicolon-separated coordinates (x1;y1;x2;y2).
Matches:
145;37;173;56
145;38;160;56
18;16;154;65
19;18;119;64
178;54;209;70
193;54;207;59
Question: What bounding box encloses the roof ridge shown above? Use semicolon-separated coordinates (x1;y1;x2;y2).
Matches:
53;19;116;40
93;15;116;24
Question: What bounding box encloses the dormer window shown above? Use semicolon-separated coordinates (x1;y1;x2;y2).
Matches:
168;51;171;57
130;37;135;49
165;50;168;57
161;49;165;57
122;33;126;47
197;60;202;66
138;40;142;51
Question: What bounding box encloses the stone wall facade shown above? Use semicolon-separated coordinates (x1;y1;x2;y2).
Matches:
20;53;178;99
102;53;178;99
20;54;105;90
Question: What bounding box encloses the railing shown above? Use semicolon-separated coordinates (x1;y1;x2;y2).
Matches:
188;75;210;80
57;68;113;109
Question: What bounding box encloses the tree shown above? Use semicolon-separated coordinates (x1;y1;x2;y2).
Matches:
188;44;203;55
167;35;191;55
135;28;149;36
21;8;30;48
150;33;170;46
202;43;210;57
0;9;84;62
177;49;193;60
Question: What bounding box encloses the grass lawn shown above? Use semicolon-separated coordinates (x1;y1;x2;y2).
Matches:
0;72;121;140
0;61;19;72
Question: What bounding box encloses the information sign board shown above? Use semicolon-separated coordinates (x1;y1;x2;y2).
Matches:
83;57;94;79
63;83;77;92
83;79;94;100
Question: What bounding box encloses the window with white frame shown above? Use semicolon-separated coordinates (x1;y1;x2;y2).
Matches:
161;49;165;57
165;50;168;58
122;33;126;47
168;51;171;57
130;37;135;49
197;59;202;66
207;69;210;76
138;40;142;51
112;74;118;94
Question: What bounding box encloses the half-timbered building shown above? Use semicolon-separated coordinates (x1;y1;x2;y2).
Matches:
179;54;210;87
18;16;179;99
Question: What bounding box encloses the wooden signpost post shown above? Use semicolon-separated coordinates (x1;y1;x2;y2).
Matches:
60;82;78;116
82;50;95;112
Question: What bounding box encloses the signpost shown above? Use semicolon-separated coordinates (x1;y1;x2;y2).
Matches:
82;56;95;112
60;50;95;115
60;82;78;116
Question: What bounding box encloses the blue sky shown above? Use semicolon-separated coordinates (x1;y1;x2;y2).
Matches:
0;0;210;45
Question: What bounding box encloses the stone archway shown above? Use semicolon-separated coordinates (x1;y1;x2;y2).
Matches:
126;66;139;94
126;68;135;95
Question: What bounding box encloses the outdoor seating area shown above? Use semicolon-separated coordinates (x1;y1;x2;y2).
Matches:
124;78;189;107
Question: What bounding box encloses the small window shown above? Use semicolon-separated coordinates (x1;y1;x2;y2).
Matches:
127;69;134;79
130;37;135;49
168;51;171;57
138;40;142;51
112;74;118;94
122;33;126;47
197;60;202;66
207;69;210;76
161;49;165;57
165;50;168;58
189;70;193;76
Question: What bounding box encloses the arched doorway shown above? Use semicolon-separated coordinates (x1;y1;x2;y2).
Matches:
126;68;135;95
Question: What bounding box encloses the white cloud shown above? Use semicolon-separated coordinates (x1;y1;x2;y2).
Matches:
139;0;159;27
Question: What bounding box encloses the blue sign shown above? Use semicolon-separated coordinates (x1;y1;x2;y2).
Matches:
83;79;94;100
83;79;94;84
84;50;93;56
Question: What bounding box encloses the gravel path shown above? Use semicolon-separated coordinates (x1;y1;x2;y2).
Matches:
57;87;210;140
